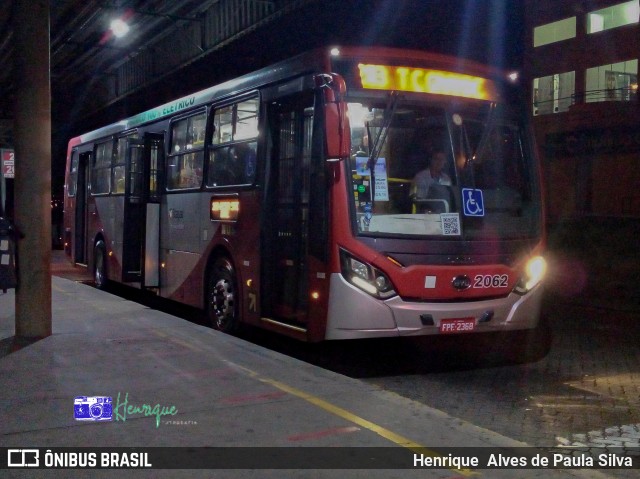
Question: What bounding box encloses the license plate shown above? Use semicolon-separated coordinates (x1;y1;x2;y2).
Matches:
439;317;475;334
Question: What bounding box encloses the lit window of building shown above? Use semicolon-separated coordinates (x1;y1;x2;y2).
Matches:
525;0;640;220
587;0;639;33
585;59;638;102
532;71;575;115
533;17;576;47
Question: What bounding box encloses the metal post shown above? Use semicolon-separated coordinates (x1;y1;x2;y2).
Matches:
13;0;52;342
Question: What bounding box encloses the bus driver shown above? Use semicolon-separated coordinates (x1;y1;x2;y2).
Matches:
410;149;451;200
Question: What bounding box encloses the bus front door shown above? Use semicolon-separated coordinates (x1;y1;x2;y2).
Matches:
262;92;315;328
122;133;163;286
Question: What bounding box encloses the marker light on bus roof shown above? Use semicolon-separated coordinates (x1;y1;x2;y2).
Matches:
357;64;497;101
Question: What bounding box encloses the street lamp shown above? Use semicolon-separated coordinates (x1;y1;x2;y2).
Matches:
110;18;130;38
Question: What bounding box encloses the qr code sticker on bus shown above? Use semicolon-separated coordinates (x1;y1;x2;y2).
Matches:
441;213;461;236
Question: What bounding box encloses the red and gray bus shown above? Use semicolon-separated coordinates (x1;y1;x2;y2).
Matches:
64;46;546;344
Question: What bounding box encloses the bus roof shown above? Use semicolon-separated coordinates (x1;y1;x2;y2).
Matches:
74;50;332;145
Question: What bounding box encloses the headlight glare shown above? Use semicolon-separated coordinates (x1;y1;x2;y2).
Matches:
514;255;546;295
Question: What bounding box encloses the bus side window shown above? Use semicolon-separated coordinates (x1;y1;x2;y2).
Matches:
68;151;79;197
207;96;259;188
113;133;137;194
178;152;203;189
92;140;113;195
208;142;257;187
113;165;126;193
167;111;205;190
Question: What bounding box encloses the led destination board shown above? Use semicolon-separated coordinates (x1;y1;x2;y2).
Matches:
357;63;497;101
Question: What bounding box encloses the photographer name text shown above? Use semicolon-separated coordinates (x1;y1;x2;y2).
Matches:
414;452;634;469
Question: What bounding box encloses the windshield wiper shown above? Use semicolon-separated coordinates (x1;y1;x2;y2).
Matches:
366;91;400;204
471;102;497;164
456;102;497;189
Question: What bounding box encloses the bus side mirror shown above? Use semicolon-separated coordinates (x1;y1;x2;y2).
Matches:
315;74;350;162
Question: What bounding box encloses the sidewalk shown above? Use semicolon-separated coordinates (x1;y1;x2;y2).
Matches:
0;276;615;478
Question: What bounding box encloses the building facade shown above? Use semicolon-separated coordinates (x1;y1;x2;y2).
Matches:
524;0;640;221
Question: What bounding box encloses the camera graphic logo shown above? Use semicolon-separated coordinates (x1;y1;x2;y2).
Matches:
74;396;113;421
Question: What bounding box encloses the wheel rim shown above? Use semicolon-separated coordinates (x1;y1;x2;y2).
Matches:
212;277;234;329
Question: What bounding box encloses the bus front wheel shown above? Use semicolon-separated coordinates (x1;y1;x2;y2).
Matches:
94;241;108;290
207;258;240;333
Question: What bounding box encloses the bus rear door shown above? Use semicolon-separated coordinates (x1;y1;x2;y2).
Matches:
74;151;91;265
122;133;163;287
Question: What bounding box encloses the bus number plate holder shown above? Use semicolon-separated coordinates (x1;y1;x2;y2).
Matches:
439;318;475;334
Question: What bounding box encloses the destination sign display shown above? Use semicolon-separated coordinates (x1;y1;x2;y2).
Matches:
356;63;497;101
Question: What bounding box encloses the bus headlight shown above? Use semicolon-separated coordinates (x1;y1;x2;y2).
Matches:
340;249;397;299
513;255;546;295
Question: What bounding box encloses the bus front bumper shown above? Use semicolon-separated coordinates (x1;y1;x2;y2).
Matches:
325;273;544;340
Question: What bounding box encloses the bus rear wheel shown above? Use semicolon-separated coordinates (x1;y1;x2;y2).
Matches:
207;258;239;333
94;241;108;290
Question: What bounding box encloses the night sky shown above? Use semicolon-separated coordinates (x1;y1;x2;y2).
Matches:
253;0;525;69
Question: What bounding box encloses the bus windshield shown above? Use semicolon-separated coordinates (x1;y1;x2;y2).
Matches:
347;98;541;240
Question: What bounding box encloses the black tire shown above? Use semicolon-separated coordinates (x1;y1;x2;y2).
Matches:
94;241;108;290
207;257;240;333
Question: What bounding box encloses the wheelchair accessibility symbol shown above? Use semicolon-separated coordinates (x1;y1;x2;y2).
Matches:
462;188;484;217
